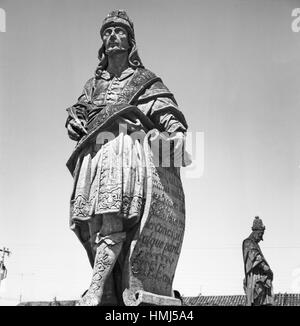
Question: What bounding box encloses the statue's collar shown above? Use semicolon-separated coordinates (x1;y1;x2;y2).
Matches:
100;67;135;81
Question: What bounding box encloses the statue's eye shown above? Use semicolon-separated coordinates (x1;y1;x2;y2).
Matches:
103;29;112;36
115;28;125;35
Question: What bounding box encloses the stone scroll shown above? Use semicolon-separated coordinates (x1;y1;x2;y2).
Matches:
123;136;186;305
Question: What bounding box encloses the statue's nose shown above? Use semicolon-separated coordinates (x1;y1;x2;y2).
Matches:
109;31;117;40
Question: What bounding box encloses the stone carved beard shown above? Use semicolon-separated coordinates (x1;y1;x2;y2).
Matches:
94;35;144;79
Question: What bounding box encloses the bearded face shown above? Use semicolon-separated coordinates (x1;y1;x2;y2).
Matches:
102;25;130;56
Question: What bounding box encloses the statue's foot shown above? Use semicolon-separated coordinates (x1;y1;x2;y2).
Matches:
76;292;100;306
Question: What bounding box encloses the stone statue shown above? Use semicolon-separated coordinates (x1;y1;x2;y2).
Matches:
65;10;191;306
242;216;274;306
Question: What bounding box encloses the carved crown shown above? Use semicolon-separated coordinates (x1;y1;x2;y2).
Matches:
100;10;134;38
251;216;266;231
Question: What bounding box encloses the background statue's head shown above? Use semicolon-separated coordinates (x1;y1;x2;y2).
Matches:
95;10;144;78
251;216;266;242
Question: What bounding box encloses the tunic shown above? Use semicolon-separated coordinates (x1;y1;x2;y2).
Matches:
66;67;189;253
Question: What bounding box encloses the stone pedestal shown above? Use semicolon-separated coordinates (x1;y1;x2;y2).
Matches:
123;290;182;306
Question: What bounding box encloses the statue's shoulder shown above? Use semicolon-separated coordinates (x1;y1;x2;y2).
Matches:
134;68;174;102
243;237;257;252
135;67;157;79
136;68;169;90
83;77;95;90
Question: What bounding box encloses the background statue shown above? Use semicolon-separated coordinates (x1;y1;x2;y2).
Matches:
242;216;274;306
65;10;191;306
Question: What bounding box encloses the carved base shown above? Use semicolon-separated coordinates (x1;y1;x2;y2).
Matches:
123;289;182;306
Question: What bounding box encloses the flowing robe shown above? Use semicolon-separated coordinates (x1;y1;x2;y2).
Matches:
66;67;190;303
242;237;274;306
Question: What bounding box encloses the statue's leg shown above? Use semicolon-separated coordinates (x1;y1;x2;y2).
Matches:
76;214;125;306
87;215;103;267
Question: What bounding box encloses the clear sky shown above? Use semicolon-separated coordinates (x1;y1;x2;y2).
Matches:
1;0;300;305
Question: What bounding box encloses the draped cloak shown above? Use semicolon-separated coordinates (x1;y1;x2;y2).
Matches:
242;237;274;306
66;67;190;303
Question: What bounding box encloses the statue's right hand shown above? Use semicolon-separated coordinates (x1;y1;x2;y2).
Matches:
67;119;86;141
